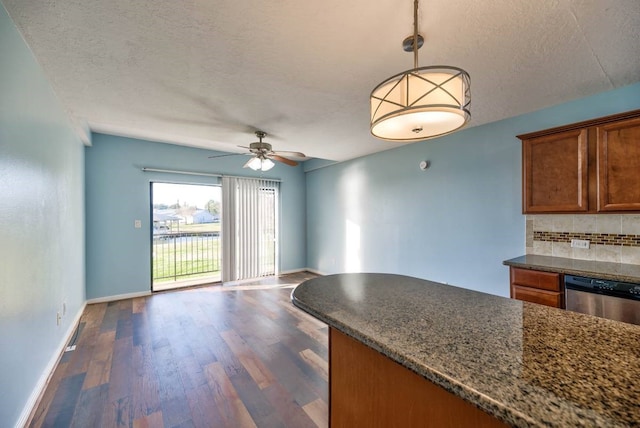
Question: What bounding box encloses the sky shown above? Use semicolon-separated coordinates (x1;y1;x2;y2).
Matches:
152;182;221;208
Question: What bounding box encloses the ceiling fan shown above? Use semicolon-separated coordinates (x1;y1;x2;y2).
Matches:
208;131;306;171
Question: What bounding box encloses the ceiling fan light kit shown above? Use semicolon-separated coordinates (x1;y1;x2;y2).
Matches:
245;156;275;171
370;0;470;142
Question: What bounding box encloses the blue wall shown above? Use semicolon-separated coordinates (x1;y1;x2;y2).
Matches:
0;5;86;426
85;134;307;299
305;83;640;297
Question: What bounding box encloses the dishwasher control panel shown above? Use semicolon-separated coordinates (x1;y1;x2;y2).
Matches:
565;275;640;301
565;275;640;325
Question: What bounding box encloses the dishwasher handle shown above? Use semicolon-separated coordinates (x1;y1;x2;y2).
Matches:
564;275;595;291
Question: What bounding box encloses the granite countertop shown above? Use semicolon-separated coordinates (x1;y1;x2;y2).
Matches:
291;273;640;428
503;254;640;283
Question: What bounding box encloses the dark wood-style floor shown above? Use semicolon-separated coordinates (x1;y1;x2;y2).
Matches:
29;272;328;428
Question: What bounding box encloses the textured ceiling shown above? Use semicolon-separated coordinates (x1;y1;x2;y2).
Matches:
3;0;640;161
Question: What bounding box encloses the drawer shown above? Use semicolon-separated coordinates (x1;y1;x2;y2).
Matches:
511;267;560;292
513;285;563;308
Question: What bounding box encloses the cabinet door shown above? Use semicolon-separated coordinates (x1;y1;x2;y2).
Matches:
510;267;563;308
512;286;563;308
597;117;640;211
522;129;589;213
511;267;560;291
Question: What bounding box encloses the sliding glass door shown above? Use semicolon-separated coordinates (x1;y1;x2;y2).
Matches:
151;182;222;291
221;177;279;283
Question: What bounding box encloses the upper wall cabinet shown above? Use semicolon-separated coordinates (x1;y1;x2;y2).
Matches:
519;110;640;214
597;116;640;211
522;129;588;213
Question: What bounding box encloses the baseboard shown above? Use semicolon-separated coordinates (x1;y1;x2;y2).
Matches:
18;302;86;428
86;290;151;304
280;268;327;276
279;268;310;275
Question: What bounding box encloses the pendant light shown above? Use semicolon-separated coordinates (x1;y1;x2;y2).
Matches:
370;0;470;141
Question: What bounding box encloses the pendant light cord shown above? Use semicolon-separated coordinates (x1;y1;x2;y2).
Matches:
413;0;419;69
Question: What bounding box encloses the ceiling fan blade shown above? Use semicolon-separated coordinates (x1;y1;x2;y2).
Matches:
207;131;302;167
273;150;306;158
269;154;298;167
208;153;243;159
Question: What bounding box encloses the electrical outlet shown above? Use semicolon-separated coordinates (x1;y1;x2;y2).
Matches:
134;219;142;228
571;239;590;249
56;312;62;326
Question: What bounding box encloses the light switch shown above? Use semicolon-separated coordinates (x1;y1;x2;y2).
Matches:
134;220;142;228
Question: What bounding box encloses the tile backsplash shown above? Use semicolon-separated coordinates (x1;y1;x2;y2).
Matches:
526;214;640;265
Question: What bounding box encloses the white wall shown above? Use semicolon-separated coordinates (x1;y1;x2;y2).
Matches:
0;5;85;426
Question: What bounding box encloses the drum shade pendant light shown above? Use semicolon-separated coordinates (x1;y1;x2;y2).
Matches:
370;0;470;141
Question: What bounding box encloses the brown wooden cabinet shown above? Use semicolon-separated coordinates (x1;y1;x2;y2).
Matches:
329;328;507;427
597;116;640;211
519;109;640;214
510;267;563;308
522;129;588;213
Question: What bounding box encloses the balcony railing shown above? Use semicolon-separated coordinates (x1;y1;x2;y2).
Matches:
152;231;221;282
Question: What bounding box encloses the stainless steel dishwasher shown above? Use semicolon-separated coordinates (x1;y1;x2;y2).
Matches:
565;275;640;325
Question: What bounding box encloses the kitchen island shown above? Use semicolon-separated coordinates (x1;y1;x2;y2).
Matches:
291;273;640;427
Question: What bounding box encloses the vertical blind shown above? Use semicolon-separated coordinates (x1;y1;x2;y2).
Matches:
222;176;279;282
